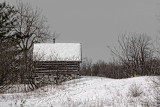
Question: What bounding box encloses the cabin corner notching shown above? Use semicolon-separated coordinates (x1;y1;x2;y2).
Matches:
33;43;82;85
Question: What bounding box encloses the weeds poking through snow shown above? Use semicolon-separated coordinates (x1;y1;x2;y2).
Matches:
128;83;143;97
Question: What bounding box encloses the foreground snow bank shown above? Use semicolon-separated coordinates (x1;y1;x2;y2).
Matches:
0;76;157;107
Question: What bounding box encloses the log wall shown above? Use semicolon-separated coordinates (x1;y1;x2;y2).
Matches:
34;61;80;85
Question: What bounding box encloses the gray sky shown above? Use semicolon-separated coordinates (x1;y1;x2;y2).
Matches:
3;0;160;62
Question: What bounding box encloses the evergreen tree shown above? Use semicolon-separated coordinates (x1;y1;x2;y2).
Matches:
0;2;19;93
0;2;17;41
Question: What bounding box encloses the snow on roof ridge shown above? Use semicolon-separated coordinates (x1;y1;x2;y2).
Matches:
34;43;81;44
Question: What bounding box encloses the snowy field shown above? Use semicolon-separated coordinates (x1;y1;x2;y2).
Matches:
0;76;158;107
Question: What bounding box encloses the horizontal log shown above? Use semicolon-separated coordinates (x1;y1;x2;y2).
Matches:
36;65;79;68
35;70;79;73
35;67;79;70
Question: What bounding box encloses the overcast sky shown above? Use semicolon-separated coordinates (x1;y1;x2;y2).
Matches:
3;0;160;62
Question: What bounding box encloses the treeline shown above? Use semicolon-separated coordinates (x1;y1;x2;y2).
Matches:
80;33;160;78
0;1;51;92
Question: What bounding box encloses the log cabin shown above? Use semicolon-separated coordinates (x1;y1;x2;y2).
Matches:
33;43;82;85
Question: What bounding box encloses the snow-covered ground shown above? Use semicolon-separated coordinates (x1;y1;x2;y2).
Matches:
0;76;157;107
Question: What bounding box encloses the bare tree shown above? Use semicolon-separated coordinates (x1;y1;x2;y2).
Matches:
15;1;50;51
13;1;51;87
108;33;154;77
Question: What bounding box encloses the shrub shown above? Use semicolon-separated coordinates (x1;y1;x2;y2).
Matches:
128;83;143;97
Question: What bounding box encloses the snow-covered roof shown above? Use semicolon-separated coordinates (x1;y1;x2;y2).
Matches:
33;43;82;61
